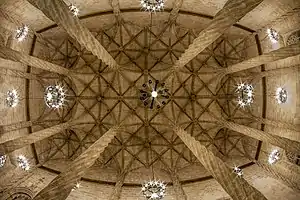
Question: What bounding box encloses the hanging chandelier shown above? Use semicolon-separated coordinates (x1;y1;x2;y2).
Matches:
44;85;67;109
236;83;254;108
275;87;287;104
142;180;166;200
140;0;165;12
267;28;279;43
5;89;19;108
17;155;30;171
69;4;79;16
0;154;7;168
233;166;243;177
15;25;29;42
140;80;169;109
268;149;280;165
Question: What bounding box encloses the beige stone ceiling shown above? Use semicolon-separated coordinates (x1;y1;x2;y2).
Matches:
1;0;298;185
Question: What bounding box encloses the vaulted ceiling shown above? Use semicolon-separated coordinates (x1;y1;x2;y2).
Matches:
1;0;298;186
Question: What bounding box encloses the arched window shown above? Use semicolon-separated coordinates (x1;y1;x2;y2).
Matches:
287;30;300;46
286;151;300;166
4;188;33;200
6;192;32;200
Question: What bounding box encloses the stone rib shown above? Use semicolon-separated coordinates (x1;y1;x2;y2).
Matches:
33;126;120;200
169;0;183;23
174;126;267;200
170;172;187;200
0;121;33;134
0;45;70;75
223;43;300;74
0;122;72;153
109;173;125;200
221;120;300;154
173;0;263;70
27;0;120;69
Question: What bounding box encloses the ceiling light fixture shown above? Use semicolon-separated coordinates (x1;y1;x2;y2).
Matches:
140;80;169;109
5;89;19;108
267;28;279;43
140;0;165;12
268;149;280;165
142;180;166;200
236;83;254;108
233;166;243;177
0;154;7;168
71;182;81;191
275;87;287;104
17;155;30;171
44;85;67;109
69;4;79;16
15;25;29;42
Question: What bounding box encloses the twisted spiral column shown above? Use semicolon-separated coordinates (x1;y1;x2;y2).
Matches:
223;43;300;74
173;0;263;70
33;126;120;200
254;160;300;192
27;0;120;69
0;121;73;153
174;126;267;200
0;46;70;75
220;120;300;154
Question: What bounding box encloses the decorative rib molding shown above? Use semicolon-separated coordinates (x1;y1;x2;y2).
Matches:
173;0;263;71
173;126;267;200
32;126;120;200
0;45;70;75
27;0;120;69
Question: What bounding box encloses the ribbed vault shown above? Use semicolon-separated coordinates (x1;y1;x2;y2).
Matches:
28;12;259;184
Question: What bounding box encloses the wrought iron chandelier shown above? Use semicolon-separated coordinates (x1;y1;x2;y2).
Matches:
142;180;166;200
140;0;165;12
15;25;29;42
140;80;169;109
236;83;254;108
5;89;19;108
69;4;79;16
17;155;30;171
233;166;243;177
44;85;67;109
275;87;287;104
268;149;280;165
0;154;7;168
267;28;279;43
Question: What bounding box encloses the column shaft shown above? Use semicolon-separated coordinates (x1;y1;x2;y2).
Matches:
0;67;40;80
0;122;72;153
33;126;120;200
224;43;300;74
174;127;267;200
221;120;300;154
27;0;119;69
173;0;263;70
0;121;33;134
0;46;70;75
255;160;300;192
